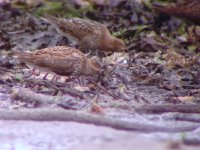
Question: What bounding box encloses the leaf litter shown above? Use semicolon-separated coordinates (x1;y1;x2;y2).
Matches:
0;0;200;146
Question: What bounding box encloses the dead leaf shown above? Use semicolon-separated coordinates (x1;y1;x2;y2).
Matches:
90;103;105;114
178;96;195;102
74;85;90;92
163;49;190;69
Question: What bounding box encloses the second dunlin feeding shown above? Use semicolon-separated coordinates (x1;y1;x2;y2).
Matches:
44;15;126;55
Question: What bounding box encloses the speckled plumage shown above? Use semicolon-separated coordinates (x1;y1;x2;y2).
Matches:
15;46;101;77
45;15;126;53
153;0;200;25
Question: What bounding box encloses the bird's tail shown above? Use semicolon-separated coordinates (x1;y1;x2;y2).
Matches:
153;4;178;16
43;14;82;40
43;14;59;25
12;50;33;62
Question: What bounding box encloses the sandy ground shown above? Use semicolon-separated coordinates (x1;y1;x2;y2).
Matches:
0;120;199;150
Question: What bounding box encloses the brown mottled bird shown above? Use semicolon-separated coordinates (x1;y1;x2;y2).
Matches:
153;0;200;25
15;46;102;78
44;15;126;54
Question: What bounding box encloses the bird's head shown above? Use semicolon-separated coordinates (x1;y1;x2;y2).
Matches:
111;37;126;52
85;57;102;77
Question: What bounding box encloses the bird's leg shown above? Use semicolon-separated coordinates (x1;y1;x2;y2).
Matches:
86;51;92;57
95;50;100;58
92;50;103;62
85;49;94;57
76;76;85;86
55;76;61;81
65;77;73;82
103;52;108;62
31;66;40;76
51;75;57;81
43;73;49;80
51;75;61;82
24;66;38;78
77;77;82;85
31;66;36;75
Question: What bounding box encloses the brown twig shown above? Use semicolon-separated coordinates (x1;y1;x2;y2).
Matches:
0;108;199;133
183;138;200;146
88;79;120;100
12;87;61;104
165;113;200;123
12;87;88;110
23;78;84;99
135;104;200;114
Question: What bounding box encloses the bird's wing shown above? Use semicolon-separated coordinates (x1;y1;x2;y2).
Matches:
45;15;102;39
16;46;85;75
